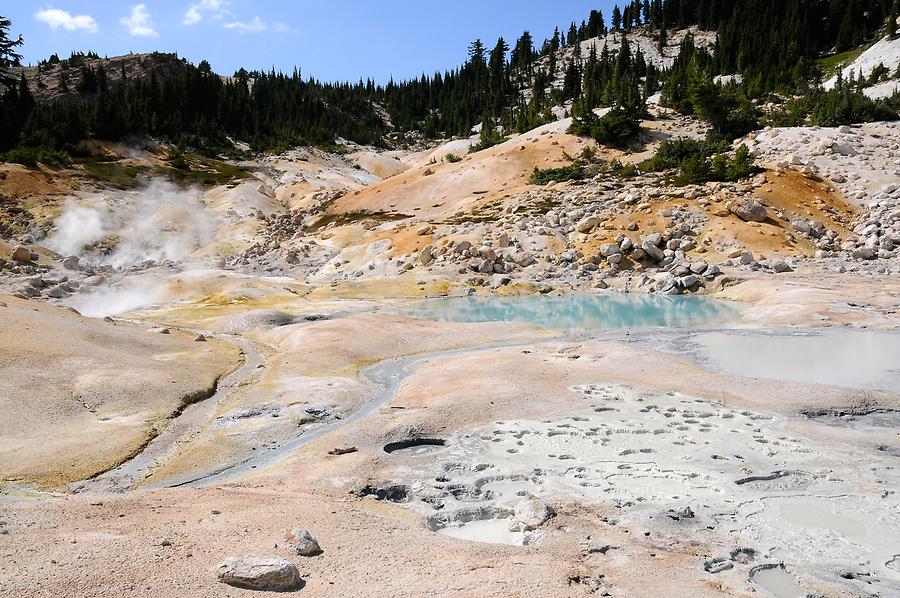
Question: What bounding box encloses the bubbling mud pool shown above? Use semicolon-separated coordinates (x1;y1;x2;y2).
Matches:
691;328;900;394
386;382;900;595
394;294;741;331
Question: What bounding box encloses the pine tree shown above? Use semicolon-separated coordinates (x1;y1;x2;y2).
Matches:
889;3;898;38
0;15;24;89
612;6;623;31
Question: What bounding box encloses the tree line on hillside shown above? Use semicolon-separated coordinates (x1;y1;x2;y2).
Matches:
1;1;900;163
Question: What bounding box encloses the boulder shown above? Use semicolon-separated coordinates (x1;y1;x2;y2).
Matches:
599;243;620;258
513;496;555;531
575;216;601;234
852;246;876;260
512;251;535;267
82;275;106;286
45;285;67;299
256;184;276;199
419;245;434;266
641;241;665;262
285;528;322;557
215;555;302;591
644;232;663;247
772;260;792;273
678;274;701;289
10;246;31;263
61;256;80;270
729;199;768;223
689;261;708;275
478;246;497;261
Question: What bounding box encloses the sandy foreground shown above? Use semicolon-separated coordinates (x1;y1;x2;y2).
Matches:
1;273;899;597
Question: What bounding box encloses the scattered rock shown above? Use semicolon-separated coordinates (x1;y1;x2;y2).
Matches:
852;246;876;260
327;446;357;456
576;216;601;234
215;555;302;591
729;199;768;223
419;245;434;265
772;260;792;273
285;529;322;557
704;557;734;574
512;496;554;530
60;256;80;270
10;246;31;263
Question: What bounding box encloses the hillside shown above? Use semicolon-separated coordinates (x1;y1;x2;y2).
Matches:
20;51;188;101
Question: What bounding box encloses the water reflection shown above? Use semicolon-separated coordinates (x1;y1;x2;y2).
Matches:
396;294;739;331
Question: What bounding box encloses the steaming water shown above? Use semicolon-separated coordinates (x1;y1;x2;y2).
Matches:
396;294;740;331
46;180;216;268
67;278;166;317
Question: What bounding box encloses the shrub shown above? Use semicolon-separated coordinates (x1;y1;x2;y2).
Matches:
770;78;900;127
444;153;462;163
529;165;587;185
641;138;758;184
2;146;71;167
165;143;189;170
569;107;641;147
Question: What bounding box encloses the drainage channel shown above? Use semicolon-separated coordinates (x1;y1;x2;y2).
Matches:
162;336;556;489
72;327;266;494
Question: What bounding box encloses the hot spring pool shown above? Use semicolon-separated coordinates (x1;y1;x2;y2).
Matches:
395;294;740;331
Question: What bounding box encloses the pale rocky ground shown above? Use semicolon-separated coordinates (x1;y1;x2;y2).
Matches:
1;104;900;597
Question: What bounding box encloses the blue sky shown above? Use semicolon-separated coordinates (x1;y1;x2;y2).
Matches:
5;1;615;82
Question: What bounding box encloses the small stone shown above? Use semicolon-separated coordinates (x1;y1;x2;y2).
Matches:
704;557;733;574
285;528;322;557
194;334;207;342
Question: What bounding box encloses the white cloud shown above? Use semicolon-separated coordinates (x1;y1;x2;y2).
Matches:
224;16;266;33
273;22;298;34
184;0;230;25
120;4;158;37
35;8;99;33
184;6;202;25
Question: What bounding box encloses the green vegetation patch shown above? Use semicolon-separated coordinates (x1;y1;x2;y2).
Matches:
81;160;143;188
529;164;588;185
641;138;758;185
815;45;868;78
